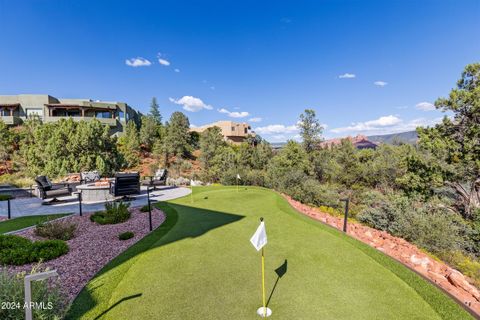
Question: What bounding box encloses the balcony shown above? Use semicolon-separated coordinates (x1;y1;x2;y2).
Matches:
0;116;22;125
44;116;118;127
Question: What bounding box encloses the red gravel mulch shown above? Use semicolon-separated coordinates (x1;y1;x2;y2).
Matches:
284;194;480;317
0;207;166;303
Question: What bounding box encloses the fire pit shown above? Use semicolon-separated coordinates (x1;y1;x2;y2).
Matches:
76;180;114;203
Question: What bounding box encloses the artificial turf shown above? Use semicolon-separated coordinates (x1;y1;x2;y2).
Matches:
66;186;473;319
0;214;71;234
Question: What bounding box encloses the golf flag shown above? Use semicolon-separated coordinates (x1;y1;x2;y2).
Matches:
251;218;271;317
250;220;267;251
237;173;241;180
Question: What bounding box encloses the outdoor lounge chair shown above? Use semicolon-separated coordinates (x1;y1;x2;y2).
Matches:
35;175;72;202
142;169;168;190
80;171;101;184
109;172;140;199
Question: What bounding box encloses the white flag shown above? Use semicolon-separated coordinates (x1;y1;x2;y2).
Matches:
237;174;241;180
250;221;267;251
190;179;194;186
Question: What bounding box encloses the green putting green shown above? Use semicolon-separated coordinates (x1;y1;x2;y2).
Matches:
67;187;472;319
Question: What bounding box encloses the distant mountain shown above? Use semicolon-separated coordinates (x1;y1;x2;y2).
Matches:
368;130;418;145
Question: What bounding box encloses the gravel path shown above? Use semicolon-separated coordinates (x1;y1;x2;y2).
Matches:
1;207;166;302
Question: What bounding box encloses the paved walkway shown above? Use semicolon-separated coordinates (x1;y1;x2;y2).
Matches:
0;186;191;218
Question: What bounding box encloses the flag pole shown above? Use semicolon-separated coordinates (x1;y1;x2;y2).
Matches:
236;175;239;192
261;246;266;318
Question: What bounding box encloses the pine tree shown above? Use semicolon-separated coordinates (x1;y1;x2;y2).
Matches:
149;97;162;124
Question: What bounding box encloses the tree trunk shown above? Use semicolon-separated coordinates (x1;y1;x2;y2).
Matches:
448;178;480;219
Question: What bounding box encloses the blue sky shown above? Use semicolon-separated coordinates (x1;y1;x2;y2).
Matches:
1;0;479;141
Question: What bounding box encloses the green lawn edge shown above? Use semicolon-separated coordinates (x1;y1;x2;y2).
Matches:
0;214;71;234
275;192;473;320
65;202;178;320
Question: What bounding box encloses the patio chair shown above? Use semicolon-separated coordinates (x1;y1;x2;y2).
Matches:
80;171;101;184
109;172;140;200
35;175;72;202
142;169;168;190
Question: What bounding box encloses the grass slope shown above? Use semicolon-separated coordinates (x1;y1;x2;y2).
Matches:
0;214;70;234
67;187;472;320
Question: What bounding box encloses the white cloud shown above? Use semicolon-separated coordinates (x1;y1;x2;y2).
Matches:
125;57;152;67
169;96;213;112
190;124;197;128
416;102;436;111
210;86;215;90
157;53;171;66
339;73;356;79
330;115;442;135
218;108;249;118
331;115;402;133
158;58;170;66
249;117;262;123
255;124;299;135
174;68;180;73
374;81;388;87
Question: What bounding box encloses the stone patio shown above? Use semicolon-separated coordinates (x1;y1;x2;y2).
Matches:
0;186;191;218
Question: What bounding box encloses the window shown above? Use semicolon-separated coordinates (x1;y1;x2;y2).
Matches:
26;108;44;118
244;128;248;134
231;126;235;131
118;111;125;120
95;111;111;118
1;109;10;116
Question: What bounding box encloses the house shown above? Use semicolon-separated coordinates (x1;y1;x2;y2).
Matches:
320;135;378;149
0;94;140;135
190;120;255;144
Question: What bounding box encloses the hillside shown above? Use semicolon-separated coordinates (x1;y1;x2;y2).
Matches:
368;130;418;144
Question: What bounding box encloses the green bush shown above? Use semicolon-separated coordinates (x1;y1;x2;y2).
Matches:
357;194;469;255
90;201;131;225
0;235;68;265
31;240;69;261
140;205;150;212
0;268;68;320
118;231;134;240
35;219;77;240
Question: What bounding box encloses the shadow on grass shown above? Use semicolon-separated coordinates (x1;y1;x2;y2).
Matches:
66;201;244;319
93;293;142;320
266;259;288;307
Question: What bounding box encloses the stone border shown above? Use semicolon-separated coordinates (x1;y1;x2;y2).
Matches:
283;194;480;317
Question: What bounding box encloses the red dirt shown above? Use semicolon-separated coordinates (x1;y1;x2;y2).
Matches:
1;207;166;303
283;194;480;316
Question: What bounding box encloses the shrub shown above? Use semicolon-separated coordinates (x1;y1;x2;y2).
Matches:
0;235;68;265
90;201;131;225
35;219;77;240
358;194;468;255
140;205;150;212
31;240;69;261
0;267;68;320
119;231;134;240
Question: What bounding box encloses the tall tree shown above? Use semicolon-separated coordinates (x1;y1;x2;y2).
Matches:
149;97;162;124
418;63;480;218
299;109;323;153
118;121;141;168
199;126;225;171
139;115;160;151
163;112;191;166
